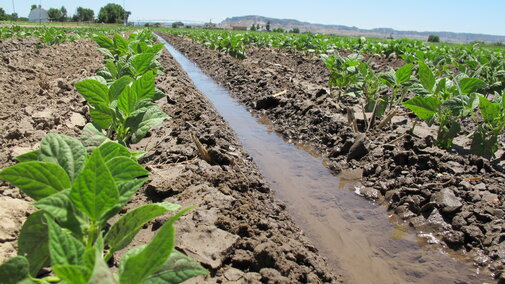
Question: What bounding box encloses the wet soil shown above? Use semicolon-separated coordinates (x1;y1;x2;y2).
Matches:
0;38;341;283
161;33;505;282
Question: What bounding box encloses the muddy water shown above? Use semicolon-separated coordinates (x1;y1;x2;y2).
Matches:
157;36;493;284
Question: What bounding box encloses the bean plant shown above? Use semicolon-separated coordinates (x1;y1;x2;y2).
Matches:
0;134;207;283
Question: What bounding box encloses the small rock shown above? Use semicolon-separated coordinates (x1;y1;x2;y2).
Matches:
223;268;244;282
442;230;465;247
462;225;484;241
430;188;462;213
67;112;86;128
459;180;472;190
259;268;289;283
427;209;451;231
481;191;499;205
347;134;368;161
474;183;487;190
361;187;381;200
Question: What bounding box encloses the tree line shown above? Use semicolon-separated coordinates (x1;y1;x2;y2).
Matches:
0;3;130;24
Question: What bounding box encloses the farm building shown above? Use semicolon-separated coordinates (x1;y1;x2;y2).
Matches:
28;6;49;23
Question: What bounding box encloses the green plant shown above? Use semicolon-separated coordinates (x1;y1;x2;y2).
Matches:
321;53;363;101
75;72;169;145
0;134;207;283
470;92;505;159
93;32;165;81
375;63;413;116
403;62;486;149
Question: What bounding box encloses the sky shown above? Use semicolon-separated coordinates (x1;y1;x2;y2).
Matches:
1;0;504;36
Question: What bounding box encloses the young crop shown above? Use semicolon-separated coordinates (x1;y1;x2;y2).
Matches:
76;31;170;146
374;63;414;117
0;133;207;283
403;62;487;149
321;53;363;101
75;72;169;145
94;31;165;81
470;91;505;159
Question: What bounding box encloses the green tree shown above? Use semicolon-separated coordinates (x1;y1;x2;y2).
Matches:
172;21;184;28
60;6;67;21
31;4;37;10
47;8;62;21
290;27;300;33
266;21;271;31
72;7;94;22
98;3;130;24
0;8;6;20
273;27;284;33
250;24;256;31
9;12;18;21
427;35;440;42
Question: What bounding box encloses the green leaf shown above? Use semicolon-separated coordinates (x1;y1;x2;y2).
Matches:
105;203;181;255
0;256;31;284
18;211;49;276
75;79;109;105
131;53;156;76
105;156;149;181
46;216;85;266
471;129;498;159
133;71;156;101
479;96;500;123
70;148;119;221
418;61;436;93
395;64;413;85
114;34;129;54
434;78;447;94
93;36;114;50
80;124;109;152
460;77;486;95
109;76;134;101
98;142;132;162
143;249;208;284
0;162;70;201
378;70;396;87
34;190;82;236
402;96;441;125
119;208;192;284
40;133;86;182
90;103;114;130
437;121;461;149
126;104;170;144
53;265;89;284
88;253;116;284
99;178;148;225
118;85;137;115
15;150;40;162
105;61;118;79
442;95;468;116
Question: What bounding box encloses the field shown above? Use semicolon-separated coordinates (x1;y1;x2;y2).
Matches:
0;24;504;283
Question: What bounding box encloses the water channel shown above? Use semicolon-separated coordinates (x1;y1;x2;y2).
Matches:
157;34;492;284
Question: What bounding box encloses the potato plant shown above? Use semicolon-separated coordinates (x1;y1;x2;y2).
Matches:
0;134;207;283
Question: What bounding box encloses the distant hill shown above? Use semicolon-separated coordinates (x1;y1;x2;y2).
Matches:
220;15;505;44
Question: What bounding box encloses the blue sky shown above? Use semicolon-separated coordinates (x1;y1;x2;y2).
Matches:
2;0;504;35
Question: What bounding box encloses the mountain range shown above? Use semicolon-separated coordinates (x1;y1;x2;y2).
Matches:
220;15;505;44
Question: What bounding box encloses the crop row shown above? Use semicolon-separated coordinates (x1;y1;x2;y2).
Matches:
161;28;504;159
0;25;133;46
0;29;206;283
